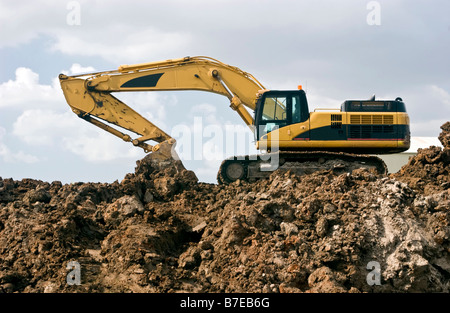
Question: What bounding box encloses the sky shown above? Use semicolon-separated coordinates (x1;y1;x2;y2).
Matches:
0;0;449;184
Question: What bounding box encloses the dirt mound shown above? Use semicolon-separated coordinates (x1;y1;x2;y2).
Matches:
394;122;450;195
0;124;449;293
438;122;450;148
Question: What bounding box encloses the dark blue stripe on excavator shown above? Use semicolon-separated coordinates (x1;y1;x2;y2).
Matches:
120;73;164;88
310;125;347;140
293;125;409;140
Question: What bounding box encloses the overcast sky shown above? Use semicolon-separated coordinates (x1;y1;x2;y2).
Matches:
0;0;449;184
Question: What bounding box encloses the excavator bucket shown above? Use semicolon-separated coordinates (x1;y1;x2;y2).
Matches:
150;140;180;163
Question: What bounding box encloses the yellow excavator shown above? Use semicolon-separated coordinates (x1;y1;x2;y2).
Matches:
59;56;410;184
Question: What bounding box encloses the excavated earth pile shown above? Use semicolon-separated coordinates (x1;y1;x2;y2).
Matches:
0;123;449;293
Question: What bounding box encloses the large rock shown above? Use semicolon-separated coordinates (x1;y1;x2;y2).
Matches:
438;122;450;148
104;195;144;226
23;187;51;206
121;148;198;201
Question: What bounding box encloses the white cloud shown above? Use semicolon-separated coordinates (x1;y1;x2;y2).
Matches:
429;85;450;107
0;127;39;164
62;129;145;162
2;66;184;160
1;66;165;163
50;26;192;64
0;1;57;47
304;92;342;111
410;119;447;138
383;84;450;125
12;109;77;146
0;67;64;110
68;64;96;75
12;108;145;162
1;1;192;63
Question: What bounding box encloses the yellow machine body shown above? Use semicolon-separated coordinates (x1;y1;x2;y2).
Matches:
59;56;410;183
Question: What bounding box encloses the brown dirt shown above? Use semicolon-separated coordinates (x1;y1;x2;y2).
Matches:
393;122;450;195
0;124;449;293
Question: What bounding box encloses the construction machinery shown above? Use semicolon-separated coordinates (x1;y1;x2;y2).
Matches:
59;56;410;184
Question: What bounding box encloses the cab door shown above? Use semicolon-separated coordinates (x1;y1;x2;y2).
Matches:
257;93;289;139
256;91;309;135
291;93;310;140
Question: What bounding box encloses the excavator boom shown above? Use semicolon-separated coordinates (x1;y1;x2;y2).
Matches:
59;56;265;153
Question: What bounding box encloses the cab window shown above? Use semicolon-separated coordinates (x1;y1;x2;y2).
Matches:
262;96;287;121
292;95;301;123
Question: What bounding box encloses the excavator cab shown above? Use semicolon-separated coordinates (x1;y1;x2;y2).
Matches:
254;90;309;139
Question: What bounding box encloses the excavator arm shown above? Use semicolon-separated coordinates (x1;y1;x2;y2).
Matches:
59;56;266;153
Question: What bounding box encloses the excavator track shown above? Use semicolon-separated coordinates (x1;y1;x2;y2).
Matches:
217;151;388;184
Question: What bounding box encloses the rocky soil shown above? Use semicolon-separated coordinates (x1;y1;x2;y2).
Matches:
0;123;449;293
